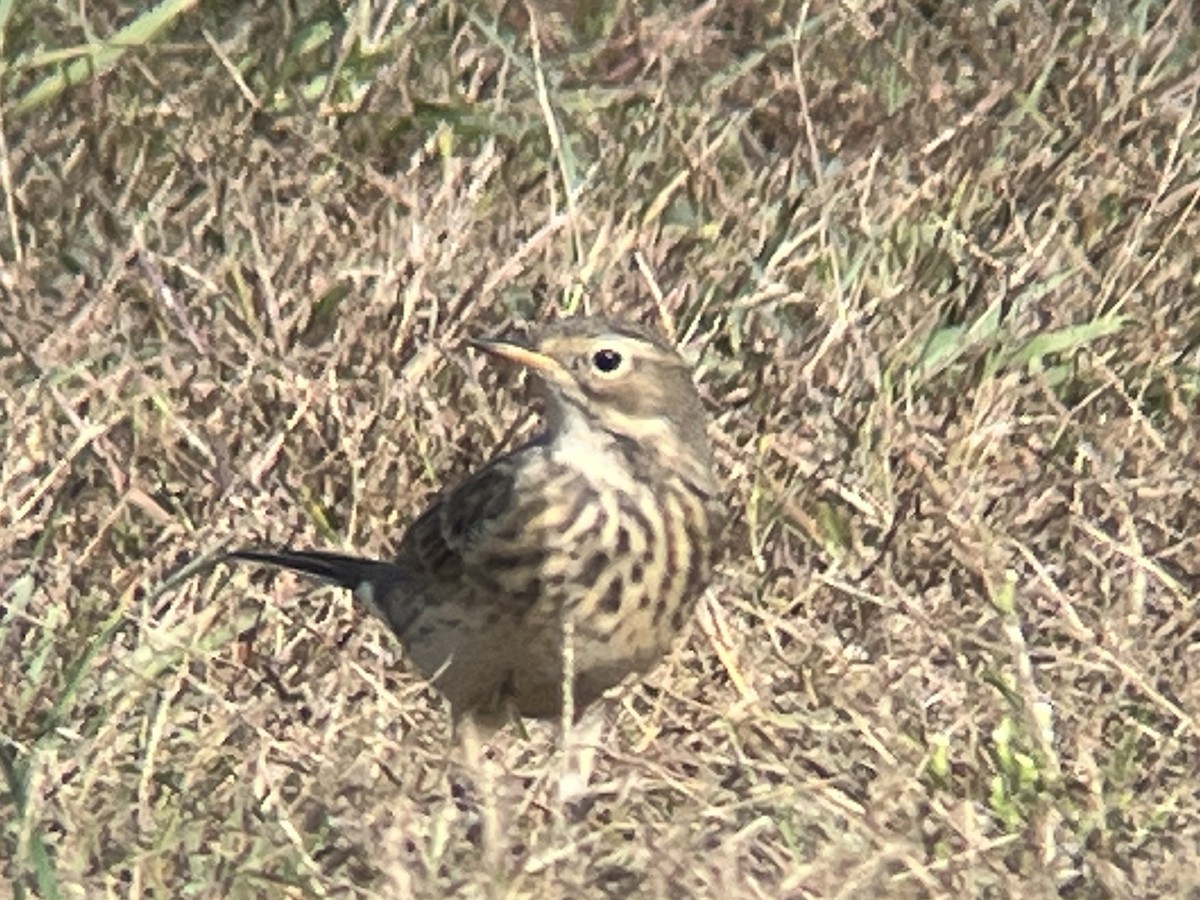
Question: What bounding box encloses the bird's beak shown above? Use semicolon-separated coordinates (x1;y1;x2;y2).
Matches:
470;336;561;377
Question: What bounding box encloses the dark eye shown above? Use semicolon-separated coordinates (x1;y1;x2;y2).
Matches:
591;348;623;373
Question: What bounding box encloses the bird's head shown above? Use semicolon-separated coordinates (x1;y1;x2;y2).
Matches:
472;318;716;493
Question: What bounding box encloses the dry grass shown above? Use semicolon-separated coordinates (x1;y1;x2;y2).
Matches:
3;1;1200;897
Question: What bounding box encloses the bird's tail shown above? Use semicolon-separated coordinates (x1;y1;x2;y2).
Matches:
226;548;415;632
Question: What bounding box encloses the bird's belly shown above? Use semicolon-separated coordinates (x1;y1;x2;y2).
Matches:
406;467;711;719
505;472;709;712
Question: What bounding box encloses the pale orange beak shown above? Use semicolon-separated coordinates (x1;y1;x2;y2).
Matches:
470;336;562;378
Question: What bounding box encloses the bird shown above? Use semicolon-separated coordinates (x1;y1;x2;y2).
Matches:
228;317;722;728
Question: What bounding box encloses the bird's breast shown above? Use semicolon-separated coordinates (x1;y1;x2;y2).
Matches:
485;451;712;675
401;445;716;718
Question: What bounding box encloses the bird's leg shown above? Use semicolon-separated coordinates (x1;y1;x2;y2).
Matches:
452;713;508;872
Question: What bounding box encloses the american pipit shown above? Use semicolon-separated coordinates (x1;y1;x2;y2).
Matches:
229;317;722;726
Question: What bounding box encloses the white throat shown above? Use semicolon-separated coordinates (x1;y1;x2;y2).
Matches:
546;398;712;496
550;403;628;475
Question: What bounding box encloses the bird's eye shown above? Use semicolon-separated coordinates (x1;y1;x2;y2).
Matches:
591;348;623;373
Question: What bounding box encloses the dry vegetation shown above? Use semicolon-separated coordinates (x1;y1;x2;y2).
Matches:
3;1;1200;897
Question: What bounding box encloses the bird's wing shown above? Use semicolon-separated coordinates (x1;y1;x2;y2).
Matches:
397;450;528;583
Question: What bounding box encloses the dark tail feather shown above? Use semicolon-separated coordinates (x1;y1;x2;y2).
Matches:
225;548;397;588
226;548;415;632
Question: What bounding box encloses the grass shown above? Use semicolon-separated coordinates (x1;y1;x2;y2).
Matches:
3;1;1199;897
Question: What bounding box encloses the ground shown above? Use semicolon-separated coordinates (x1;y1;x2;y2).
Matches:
3;2;1199;897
